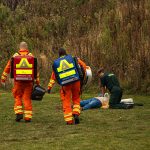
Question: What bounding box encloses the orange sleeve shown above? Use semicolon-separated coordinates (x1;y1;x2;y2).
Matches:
48;71;56;90
35;72;40;85
77;58;87;72
1;60;11;83
30;54;40;85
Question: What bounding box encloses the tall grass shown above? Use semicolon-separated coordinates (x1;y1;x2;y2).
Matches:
0;0;149;93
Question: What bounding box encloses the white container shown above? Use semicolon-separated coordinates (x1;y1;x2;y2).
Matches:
85;66;92;85
121;98;134;104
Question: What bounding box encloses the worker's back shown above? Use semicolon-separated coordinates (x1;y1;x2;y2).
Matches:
100;73;120;91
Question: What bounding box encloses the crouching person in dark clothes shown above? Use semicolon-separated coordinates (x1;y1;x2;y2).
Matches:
98;68;133;109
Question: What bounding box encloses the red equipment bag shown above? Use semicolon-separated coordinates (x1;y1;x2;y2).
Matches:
11;55;37;81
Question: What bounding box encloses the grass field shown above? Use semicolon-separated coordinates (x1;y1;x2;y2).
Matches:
0;91;149;150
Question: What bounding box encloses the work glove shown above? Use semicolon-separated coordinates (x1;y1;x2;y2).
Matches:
47;89;51;94
35;80;40;86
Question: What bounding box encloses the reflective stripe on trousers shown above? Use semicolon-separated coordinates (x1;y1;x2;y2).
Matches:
14;105;23;114
24;110;32;119
60;81;81;122
64;113;73;122
73;104;80;115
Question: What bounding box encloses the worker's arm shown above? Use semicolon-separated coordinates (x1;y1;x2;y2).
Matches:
101;87;106;96
77;58;87;72
35;72;40;85
29;53;40;85
47;71;56;93
99;79;106;96
1;60;11;83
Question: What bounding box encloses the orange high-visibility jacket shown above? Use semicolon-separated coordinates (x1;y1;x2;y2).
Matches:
1;49;40;84
48;57;86;90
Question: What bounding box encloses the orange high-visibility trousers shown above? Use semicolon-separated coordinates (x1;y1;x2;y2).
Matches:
12;81;33;120
60;81;81;122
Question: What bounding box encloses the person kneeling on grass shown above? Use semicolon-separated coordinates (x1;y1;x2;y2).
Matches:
98;68;133;109
80;94;109;110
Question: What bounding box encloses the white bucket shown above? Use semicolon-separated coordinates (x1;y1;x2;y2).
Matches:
85;66;92;85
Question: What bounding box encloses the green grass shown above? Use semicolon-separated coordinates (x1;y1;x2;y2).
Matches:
0;91;149;150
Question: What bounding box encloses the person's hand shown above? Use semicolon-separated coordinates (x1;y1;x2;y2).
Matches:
47;89;51;94
35;80;40;86
98;93;103;97
104;93;109;98
36;83;40;86
80;107;83;111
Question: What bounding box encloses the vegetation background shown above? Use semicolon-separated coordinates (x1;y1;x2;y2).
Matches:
0;0;150;94
0;1;149;150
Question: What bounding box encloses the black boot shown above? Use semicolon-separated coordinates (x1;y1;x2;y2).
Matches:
25;120;31;123
15;114;23;122
73;114;80;124
124;104;134;109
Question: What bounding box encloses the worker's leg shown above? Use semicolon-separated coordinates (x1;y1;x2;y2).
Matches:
109;87;130;109
71;81;81;124
81;98;102;110
60;88;65;101
12;82;24;115
12;82;24;122
22;82;33;121
117;89;123;103
109;87;122;104
110;101;133;109
72;81;81;116
61;85;73;124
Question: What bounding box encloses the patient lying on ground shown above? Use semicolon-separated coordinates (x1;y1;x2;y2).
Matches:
80;94;134;110
80;96;109;110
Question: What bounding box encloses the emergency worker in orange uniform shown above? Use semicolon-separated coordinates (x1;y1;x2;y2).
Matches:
48;48;86;125
1;42;40;122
